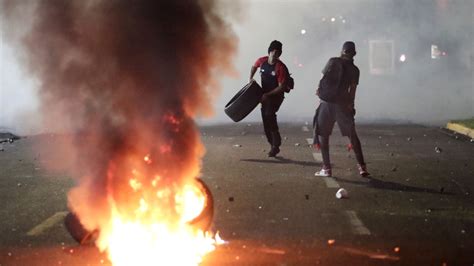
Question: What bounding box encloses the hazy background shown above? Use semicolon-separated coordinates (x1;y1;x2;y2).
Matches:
1;0;473;134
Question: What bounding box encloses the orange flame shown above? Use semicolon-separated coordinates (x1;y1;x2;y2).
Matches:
90;154;219;265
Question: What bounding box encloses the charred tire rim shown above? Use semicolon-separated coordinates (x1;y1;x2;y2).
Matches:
188;178;214;231
65;178;214;245
224;81;263;122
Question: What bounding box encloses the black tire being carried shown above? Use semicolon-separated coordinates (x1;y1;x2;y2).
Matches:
224;81;263;122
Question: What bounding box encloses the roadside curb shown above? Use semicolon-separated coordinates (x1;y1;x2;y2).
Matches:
446;122;474;139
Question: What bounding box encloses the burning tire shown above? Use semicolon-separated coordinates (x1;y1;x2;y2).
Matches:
188;178;214;231
224;81;263;122
64;178;214;245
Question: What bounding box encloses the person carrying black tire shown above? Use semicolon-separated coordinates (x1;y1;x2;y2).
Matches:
313;41;369;177
249;40;290;157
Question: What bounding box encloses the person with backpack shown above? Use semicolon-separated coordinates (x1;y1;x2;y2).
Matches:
313;41;369;177
249;40;292;157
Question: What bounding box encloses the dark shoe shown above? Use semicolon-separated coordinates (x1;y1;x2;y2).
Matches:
268;146;280;157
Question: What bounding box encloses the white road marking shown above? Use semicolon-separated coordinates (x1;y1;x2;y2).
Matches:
27;211;68;236
345;210;371;235
302;126;309;132
312;152;322;162
322;177;340;188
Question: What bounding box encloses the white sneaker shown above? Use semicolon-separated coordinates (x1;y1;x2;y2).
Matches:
315;168;332;177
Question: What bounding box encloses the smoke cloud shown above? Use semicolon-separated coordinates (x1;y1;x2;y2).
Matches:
213;0;473;125
1;0;238;233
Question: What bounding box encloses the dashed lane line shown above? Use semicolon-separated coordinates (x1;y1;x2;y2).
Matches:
322;177;340;188
27;211;68;236
312;152;322;162
345;210;371;235
306;135;369;236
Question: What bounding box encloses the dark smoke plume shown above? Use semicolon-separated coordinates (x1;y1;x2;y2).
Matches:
2;0;238;232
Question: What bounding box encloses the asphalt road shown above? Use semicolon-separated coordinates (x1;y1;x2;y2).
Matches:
0;123;473;265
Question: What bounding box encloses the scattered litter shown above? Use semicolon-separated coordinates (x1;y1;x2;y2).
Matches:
284;137;288;140
294;143;300;146
327;239;335;245
335;188;348;199
390;153;394;157
425;208;432;213
283;217;289;221
226;209;230;213
228;197;234;202
262;149;266;152
461;229;466;234
378;136;382;139
470;139;474;142
17;183;22;187
247;123;252;127
391;167;397;172
423;134;427;137
385;143;390;147
305;194;309;200
233;144;242;148
435;146;442;153
407;137;412;141
405;178;410;182
240;131;247;136
394;247;400;253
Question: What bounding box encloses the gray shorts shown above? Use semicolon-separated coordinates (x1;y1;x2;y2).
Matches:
313;101;355;138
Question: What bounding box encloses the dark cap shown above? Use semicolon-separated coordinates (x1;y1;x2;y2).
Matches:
268;40;283;54
342;41;356;56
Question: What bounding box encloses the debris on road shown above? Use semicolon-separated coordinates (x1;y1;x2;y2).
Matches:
407;137;413;141
305;194;309;200
228;196;234;202
294;143;300;146
435;146;442;153
391;166;398;172
440;187;445;193
336;188;348;199
240;131;247;136
233;144;242;148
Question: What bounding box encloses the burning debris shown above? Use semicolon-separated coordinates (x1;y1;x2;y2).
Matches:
2;0;237;265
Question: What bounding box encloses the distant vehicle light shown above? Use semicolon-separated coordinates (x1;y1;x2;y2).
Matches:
399;54;406;62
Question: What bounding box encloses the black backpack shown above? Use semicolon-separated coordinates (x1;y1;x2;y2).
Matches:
318;57;346;102
285;74;294;93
